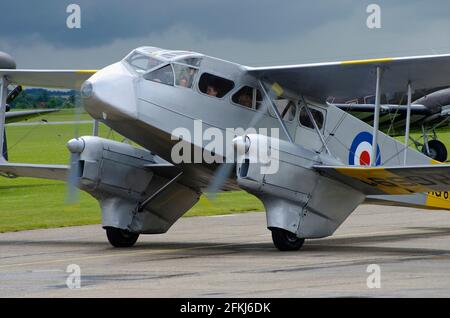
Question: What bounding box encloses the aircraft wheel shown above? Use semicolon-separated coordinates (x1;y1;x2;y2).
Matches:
422;140;447;162
270;228;305;251
105;227;139;248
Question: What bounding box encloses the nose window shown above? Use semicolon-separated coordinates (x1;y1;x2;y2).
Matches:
126;52;162;73
144;65;174;86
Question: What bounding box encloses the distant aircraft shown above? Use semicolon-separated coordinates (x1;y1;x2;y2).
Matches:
0;52;58;159
2;47;450;252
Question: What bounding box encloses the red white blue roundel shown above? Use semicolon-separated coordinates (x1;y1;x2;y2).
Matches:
349;132;381;166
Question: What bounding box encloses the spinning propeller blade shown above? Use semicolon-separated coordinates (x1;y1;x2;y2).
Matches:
65;92;84;204
205;80;282;199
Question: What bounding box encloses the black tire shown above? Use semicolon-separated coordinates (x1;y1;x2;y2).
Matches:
422;139;447;162
270;228;305;251
105;227;139;248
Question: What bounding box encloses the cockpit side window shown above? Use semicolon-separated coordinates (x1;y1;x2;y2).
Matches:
299;106;324;130
268;99;296;121
232;86;262;109
144;64;174;86
198;73;235;98
126;52;162;73
173;64;198;89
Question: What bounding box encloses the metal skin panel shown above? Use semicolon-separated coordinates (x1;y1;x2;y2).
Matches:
298;175;365;238
100;181;199;234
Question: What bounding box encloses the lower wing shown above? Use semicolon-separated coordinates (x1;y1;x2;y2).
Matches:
0;162;68;181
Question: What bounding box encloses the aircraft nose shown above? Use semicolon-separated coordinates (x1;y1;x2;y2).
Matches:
82;62;138;121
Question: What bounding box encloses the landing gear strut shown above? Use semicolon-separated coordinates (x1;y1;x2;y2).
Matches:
270;228;305;251
105;227;139;247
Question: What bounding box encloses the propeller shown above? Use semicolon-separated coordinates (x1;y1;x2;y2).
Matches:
65;92;84;204
205;80;282;199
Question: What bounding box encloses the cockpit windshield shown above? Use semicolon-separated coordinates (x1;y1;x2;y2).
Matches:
126;51;163;73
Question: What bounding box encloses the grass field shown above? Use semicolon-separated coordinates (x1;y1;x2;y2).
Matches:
2;109;450;233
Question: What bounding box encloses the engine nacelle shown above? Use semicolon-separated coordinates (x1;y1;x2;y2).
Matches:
235;134;364;239
71;136;155;200
68;136;200;234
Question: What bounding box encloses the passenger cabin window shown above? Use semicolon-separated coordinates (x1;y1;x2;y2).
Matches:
299;106;324;130
144;64;174;86
198;73;234;98
127;52;162;73
173;64;198;89
269;99;296;121
232;86;262;109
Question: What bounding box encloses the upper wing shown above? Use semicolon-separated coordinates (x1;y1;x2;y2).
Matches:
314;164;450;195
246;54;450;101
0;162;68;181
0;69;97;89
5;109;59;124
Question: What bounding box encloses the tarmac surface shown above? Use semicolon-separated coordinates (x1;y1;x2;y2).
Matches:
2;205;450;297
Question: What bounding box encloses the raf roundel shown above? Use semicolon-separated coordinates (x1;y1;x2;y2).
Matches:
348;132;381;166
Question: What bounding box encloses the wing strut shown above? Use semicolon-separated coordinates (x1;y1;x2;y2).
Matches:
301;95;331;155
404;82;413;165
371;67;383;166
0;76;8;160
258;80;294;143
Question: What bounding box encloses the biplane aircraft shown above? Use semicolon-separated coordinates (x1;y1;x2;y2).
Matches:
0;52;57;159
2;47;450;251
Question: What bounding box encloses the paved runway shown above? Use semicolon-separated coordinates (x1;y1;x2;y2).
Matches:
2;205;450;297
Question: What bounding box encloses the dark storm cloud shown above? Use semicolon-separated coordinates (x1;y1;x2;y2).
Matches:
0;0;360;48
3;0;450;68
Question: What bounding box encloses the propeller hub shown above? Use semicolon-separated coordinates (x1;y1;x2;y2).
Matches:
233;135;251;156
81;81;93;98
67;138;85;154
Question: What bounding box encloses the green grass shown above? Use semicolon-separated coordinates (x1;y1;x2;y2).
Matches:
0;113;263;232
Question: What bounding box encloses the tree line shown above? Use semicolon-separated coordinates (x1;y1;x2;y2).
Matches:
9;88;79;109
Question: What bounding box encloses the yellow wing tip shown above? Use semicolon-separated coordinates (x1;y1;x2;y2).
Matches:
76;70;98;74
341;58;393;65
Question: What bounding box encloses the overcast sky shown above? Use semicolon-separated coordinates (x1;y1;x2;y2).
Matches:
2;1;450;69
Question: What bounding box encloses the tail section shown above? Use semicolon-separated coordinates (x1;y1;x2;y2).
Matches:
317;103;449;210
323;103;435;167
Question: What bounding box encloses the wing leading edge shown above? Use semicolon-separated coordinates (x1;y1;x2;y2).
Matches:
0;69;97;89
